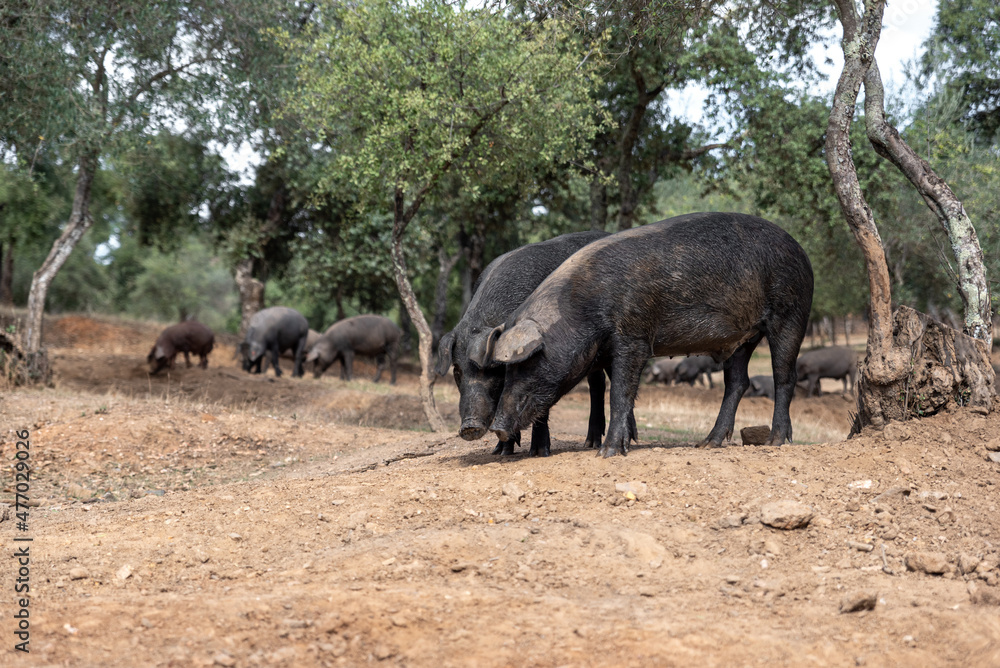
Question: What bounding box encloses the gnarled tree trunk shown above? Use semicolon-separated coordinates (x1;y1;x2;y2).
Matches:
828;0;995;431
862;62;993;343
0;241;13;307
392;188;446;432
24;152;97;354
235;258;265;336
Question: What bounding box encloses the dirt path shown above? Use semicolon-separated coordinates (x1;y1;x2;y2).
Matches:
2;315;1000;666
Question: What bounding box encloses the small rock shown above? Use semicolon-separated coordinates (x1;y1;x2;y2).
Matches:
116;564;133;581
373;644;393;660
840;590;878;613
937;507;955;524
881;525;899;541
615;481;648;500
988;452;1000;464
968;581;1000;605
845;500;861;512
985;439;1000;452
760;500;814;530
502;483;525;501
390;613;408;627
347;510;368;529
740;425;771;445
719;513;746;528
213;652;236;667
905;551;949;575
228;533;242;542
69;567;89;580
959;553;981;575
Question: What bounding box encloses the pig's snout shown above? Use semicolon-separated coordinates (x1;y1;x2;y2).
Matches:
459;418;488;441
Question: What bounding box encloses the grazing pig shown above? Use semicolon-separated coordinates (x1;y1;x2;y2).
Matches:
675;355;724;388
481;212;814;457
262;329;322;375
240;306;310;378
796;346;858;397
147;321;215;375
744;375;775;399
436;230;627;457
307;315;401;383
645;358;682;385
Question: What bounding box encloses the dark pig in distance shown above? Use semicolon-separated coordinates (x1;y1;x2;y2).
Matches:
240;306;310;378
262;329;322;375
307;315;401;383
147;321;215;375
436;230;633;457
481;212;813;457
675;355;724;388
645;358;681;385
744;375;775;400
796;346;858;396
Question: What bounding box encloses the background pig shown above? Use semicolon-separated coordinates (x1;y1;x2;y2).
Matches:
147;320;214;375
744;375;775;399
307;315;401;383
796;346;858;396
240;306;310;378
645;358;681;385
436;230;630;457
481;212;813;457
675;355;724;388
262;329;321;375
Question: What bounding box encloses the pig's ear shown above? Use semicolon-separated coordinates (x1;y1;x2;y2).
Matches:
467;325;502;369
435;331;455;376
492;320;544;364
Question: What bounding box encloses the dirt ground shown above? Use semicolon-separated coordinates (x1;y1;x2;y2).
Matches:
3;313;1000;666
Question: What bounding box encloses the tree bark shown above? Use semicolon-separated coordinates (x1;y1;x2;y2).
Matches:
432;246;462;348
392;188;447;432
24;153;98;352
589;172;608;231
828;0;994;429
862;62;993;343
0;240;12;307
616;56;665;231
235;258;265;336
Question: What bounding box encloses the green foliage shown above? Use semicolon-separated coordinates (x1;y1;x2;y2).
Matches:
123;237;239;332
284;0;605;211
13;236;110;313
924;0;1000;141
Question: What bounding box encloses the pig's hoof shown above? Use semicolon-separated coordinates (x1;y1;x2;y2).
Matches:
598;443;626;458
493;441;516;456
697;439;723;449
583;437;600;450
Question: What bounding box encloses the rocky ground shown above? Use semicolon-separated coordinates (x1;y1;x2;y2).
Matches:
2;313;1000;667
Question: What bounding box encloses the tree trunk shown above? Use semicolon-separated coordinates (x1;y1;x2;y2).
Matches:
589;172;608;231
392;190;447;432
828;0;995;430
862;62;993;343
24;153;97;353
235;258;265;336
335;285;346;321
616;57;664;231
0;240;12;307
432;246;462;348
460;261;473;316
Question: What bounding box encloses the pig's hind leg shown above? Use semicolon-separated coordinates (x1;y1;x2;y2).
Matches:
491;430;520;456
583;369;606;450
700;336;760;448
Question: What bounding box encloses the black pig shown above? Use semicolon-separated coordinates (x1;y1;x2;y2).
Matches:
307;315;401;383
240;306;310;378
436;230;632;457
744;375;775;399
147;320;215;374
675;355;724;388
481;212;813;457
796;346;858;396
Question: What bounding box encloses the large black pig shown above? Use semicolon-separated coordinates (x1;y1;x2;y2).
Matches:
796;346;858;396
481;212;814;457
147;320;215;374
436;230;629;457
240;306;310;378
307;315;401;383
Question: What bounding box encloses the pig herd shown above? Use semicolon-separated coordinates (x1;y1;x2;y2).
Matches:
147;211;857;459
147;310;402;384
